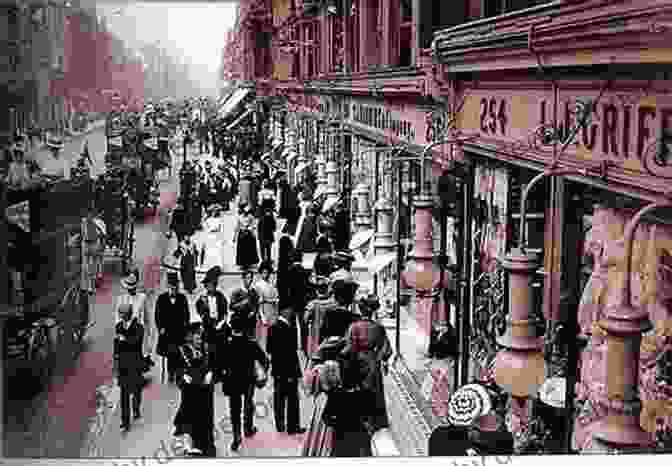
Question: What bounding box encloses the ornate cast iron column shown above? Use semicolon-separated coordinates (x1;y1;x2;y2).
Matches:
353;182;372;233
325;161;340;202
374;196;395;255
589;203;667;453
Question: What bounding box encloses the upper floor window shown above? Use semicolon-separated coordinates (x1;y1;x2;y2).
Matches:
483;0;549;18
420;1;468;50
399;0;413;67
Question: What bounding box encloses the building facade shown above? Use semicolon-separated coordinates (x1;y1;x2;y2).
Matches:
1;1;69;139
223;0;672;455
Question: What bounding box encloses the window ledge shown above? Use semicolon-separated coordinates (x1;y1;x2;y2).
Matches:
433;0;672;72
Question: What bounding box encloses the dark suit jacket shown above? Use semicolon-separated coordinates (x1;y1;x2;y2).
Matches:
320;307;357;342
196;291;228;344
115;318;144;382
155;292;190;354
267;318;301;379
217;327;269;395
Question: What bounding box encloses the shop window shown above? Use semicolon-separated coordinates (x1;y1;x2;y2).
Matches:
483;0;549;18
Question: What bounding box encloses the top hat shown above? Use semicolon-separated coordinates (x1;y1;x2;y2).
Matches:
121;274;139;289
202;266;223;285
167;272;179;286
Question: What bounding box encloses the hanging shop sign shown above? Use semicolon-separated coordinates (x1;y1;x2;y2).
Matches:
459;85;672;181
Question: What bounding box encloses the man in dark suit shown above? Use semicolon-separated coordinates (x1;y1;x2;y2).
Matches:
196;266;228;347
228;270;259;340
115;303;145;432
218;313;269;452
286;251;310;354
267;307;306;435
155;272;190;383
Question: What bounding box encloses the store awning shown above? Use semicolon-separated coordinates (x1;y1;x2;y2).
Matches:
350;229;374;251
218;88;251;121
226;108;253;131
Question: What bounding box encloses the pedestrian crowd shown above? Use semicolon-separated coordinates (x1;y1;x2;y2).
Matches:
113;100;393;457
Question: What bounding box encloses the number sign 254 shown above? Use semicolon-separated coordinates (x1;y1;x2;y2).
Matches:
480;98;507;136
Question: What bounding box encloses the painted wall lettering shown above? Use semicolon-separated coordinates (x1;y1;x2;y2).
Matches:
350;101;417;142
480;98;507;136
536;99;672;178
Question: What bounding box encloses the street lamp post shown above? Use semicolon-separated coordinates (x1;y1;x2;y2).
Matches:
589;202;666;453
386;133;475;360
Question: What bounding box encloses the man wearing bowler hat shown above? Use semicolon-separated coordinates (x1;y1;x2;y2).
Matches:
155;272;190;383
196;266;228;347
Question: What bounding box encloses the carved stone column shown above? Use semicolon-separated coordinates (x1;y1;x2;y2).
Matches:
353;183;372;233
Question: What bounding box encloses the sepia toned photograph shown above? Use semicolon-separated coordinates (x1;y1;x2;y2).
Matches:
1;0;671;460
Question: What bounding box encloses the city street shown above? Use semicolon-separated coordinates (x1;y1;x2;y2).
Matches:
89;147;311;458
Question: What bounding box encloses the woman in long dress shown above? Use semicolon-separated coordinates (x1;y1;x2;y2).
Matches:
233;203;259;269
341;294;393;436
173;323;217;456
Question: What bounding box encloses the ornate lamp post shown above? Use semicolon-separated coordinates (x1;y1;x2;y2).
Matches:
397;135;474;357
495;167;594;450
589;202;666;453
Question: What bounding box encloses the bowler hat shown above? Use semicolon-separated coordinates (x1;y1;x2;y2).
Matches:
202;266;222;284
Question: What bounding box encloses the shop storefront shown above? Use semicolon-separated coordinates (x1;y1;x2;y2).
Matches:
433;73;672;454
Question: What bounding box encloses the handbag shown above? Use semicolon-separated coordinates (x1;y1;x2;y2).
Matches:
254;359;268;388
